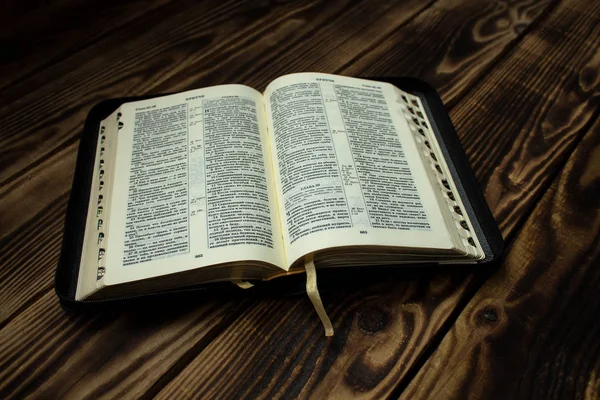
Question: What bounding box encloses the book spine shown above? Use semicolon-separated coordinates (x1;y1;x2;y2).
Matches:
398;93;477;251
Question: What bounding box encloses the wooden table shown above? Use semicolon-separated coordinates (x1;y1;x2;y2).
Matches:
1;0;599;398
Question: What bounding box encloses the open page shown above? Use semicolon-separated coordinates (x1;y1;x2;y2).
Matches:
100;85;285;288
264;73;456;267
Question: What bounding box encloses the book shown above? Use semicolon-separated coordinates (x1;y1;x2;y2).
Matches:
55;73;502;322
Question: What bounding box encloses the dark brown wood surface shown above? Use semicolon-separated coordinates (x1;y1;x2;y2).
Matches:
0;0;598;398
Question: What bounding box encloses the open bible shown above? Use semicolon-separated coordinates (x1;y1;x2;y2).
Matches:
56;73;502;309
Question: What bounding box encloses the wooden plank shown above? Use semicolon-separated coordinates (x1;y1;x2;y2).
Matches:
148;0;436;93
0;291;249;399
0;0;175;91
450;1;600;235
0;145;76;242
400;117;600;400
156;1;600;398
0;0;430;323
342;0;557;106
0;0;428;186
0;194;68;325
0;145;75;324
156;272;477;399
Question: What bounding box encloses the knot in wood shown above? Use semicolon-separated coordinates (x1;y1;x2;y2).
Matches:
514;23;528;35
476;306;499;326
482;308;497;321
356;305;389;334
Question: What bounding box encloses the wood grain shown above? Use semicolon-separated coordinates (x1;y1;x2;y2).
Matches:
400;118;600;400
149;0;436;93
0;143;77;324
156;270;477;399
451;0;600;235
0;144;76;241
0;290;249;399
342;0;557;106
0;0;175;91
0;193;68;326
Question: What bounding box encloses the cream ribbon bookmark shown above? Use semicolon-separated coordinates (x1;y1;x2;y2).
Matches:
231;279;255;289
305;254;334;337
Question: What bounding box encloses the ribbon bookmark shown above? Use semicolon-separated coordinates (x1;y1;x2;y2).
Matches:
305;254;334;337
231;280;254;289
